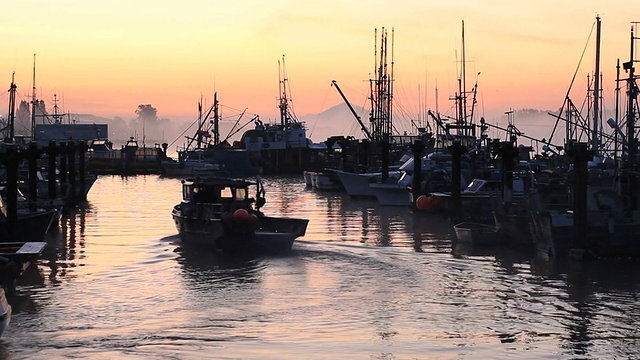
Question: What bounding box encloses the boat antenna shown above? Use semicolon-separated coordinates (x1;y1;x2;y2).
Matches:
213;92;220;145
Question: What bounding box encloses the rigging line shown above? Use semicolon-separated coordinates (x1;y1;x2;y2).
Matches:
167;116;202;149
219;103;259;117
548;18;597;145
308;85;332;139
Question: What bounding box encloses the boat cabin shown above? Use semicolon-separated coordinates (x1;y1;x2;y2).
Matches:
181;178;255;206
462;178;525;194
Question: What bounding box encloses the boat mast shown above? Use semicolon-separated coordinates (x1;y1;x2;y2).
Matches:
278;55;293;127
369;27;393;143
197;98;203;149
51;94;65;124
461;20;467;133
31;53;37;139
213;92;220;145
621;22;639;213
6;73;17;142
592;16;602;156
625;24;638;165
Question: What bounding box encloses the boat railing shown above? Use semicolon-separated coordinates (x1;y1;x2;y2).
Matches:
191;202;251;219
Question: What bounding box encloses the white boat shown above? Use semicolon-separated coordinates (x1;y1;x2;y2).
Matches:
369;172;413;206
303;171;313;187
310;171;340;191
333;169;402;198
453;221;506;245
160;150;220;177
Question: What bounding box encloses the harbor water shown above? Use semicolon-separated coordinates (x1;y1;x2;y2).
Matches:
3;175;640;359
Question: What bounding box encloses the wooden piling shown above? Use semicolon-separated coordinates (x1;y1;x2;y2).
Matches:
27;142;39;212
449;141;465;218
5;145;18;242
567;142;593;253
411;140;424;206
47;141;58;200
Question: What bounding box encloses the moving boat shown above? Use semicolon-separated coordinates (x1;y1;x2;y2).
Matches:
172;176;309;254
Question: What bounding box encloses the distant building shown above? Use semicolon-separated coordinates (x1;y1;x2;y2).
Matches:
35;123;108;147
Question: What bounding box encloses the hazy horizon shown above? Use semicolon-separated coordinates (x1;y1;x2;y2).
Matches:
2;1;637;136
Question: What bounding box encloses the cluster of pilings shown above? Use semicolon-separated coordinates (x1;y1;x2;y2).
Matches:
0;140;90;241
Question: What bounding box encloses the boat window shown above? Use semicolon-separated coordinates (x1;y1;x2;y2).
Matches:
182;185;190;200
220;187;233;199
465;180;485;193
195;186;219;202
235;188;247;200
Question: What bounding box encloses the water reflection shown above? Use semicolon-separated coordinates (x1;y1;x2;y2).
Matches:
266;175;458;253
175;243;265;289
529;257;640;358
5;175;640;359
40;202;90;284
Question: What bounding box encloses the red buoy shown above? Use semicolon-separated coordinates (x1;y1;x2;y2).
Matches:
416;195;438;211
416;195;429;210
233;209;252;223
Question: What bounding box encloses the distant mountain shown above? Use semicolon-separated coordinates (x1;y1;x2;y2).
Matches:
297;103;370;142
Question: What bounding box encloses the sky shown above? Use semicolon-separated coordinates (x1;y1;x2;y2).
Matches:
1;0;638;142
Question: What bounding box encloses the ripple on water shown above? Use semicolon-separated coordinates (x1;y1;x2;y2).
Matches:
5;175;640;359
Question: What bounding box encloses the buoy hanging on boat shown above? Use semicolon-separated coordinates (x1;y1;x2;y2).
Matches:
416;195;438;211
416;195;429;209
233;209;252;223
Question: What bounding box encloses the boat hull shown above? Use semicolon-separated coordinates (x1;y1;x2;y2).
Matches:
0;209;57;242
173;205;308;254
369;183;410;206
531;210;640;258
453;221;506;245
161;160;220;177
333;170;377;197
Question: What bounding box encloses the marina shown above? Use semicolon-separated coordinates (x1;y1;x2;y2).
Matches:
0;174;639;358
1;7;640;358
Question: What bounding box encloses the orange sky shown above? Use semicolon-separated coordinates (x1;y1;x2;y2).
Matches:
1;1;637;141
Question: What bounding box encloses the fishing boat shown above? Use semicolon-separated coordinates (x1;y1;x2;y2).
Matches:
160;149;221;177
87;136;163;174
164;94;262;177
528;20;640;259
0;187;57;242
172;176;309;254
304;170;341;191
239;56;324;174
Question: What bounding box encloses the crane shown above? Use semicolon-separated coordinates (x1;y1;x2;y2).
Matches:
331;80;373;141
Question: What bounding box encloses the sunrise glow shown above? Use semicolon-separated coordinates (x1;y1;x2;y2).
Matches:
1;1;636;142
